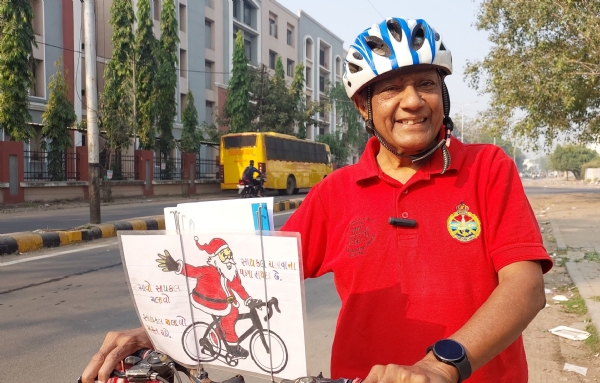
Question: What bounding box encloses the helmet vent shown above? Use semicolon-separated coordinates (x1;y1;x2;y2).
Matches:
411;25;425;51
440;42;447;51
352;51;363;60
348;62;362;74
386;19;403;43
364;36;392;57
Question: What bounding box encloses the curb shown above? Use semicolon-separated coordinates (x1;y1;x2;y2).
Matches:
0;198;305;256
0;216;165;256
549;217;567;251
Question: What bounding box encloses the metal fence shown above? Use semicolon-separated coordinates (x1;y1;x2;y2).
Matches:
99;150;137;180
24;150;78;181
154;152;182;180
196;156;219;180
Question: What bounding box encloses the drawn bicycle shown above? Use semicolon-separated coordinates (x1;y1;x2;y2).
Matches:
182;297;289;374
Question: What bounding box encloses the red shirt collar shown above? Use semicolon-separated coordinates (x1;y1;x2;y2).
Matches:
353;133;467;184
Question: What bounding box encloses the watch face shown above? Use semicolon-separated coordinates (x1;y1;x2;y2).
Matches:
434;339;464;361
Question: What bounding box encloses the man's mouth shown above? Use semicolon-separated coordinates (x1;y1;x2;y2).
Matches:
399;118;426;125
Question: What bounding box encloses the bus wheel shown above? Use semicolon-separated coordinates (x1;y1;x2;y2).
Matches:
285;175;296;195
293;188;299;194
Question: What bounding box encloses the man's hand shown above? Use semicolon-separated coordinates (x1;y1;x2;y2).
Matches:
156;250;178;272
362;355;458;383
80;327;153;383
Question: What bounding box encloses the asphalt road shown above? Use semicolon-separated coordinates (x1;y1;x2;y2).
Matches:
0;209;339;383
0;191;308;235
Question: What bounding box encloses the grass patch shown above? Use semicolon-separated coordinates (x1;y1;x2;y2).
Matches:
554;257;570;267
584;252;600;262
547;236;557;243
591;296;600;302
585;323;600;354
558;288;587;316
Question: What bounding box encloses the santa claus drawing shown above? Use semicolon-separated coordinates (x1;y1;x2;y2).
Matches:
156;237;258;359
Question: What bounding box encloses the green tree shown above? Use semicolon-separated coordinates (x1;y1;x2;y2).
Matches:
180;90;201;153
0;0;36;142
260;56;296;134
550;145;599;180
327;81;367;156
155;0;179;159
290;62;321;140
222;31;256;133
100;0;135;169
41;57;77;181
134;0;158;150
465;0;600;150
317;131;349;168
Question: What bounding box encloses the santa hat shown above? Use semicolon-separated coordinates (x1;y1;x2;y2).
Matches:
196;237;229;255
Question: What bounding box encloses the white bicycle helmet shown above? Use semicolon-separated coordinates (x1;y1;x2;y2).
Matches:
343;17;452;98
343;17;455;173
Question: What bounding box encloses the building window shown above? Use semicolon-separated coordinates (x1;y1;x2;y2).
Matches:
179;4;186;32
305;66;312;88
319;75;325;92
30;59;44;97
180;49;187;78
287;28;293;46
306;39;313;60
32;0;43;36
320;49;325;67
269;50;277;70
206;101;214;125
205;19;213;49
243;1;252;26
286;59;294;77
180;93;187;119
233;0;239;19
269;17;277;38
153;0;160;20
244;39;252;62
205;61;213;89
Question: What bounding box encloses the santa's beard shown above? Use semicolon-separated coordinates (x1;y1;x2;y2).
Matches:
218;262;238;281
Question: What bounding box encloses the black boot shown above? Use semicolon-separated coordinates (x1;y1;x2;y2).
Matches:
229;344;249;359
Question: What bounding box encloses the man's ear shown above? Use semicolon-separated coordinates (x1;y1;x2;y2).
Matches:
352;91;369;121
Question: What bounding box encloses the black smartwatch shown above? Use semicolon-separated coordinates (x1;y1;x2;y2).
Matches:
427;339;472;383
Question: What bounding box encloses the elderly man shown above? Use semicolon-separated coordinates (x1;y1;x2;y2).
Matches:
82;17;552;383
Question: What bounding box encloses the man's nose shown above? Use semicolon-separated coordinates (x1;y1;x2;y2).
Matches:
399;85;424;110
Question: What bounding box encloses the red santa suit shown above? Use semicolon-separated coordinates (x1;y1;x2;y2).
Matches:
176;238;250;344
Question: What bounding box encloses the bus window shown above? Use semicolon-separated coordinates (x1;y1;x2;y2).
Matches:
223;134;257;148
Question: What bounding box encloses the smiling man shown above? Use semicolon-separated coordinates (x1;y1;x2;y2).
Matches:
81;17;553;383
281;17;553;383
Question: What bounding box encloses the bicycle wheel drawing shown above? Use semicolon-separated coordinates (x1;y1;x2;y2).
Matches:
249;329;288;373
182;321;221;362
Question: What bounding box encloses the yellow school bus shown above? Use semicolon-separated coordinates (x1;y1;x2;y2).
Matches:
219;132;333;195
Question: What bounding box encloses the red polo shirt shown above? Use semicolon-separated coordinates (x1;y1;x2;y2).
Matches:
282;136;552;383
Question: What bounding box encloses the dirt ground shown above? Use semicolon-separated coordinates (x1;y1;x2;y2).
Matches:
525;186;600;382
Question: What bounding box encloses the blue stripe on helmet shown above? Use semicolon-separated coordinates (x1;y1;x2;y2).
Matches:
352;30;378;76
378;19;398;69
416;19;437;62
394;18;420;65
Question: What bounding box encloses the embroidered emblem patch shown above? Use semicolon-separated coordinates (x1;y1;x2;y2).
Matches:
345;217;375;256
447;202;481;242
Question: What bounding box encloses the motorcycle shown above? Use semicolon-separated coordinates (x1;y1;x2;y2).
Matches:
237;173;266;198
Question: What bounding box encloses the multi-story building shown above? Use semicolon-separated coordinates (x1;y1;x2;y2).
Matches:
1;0;346;154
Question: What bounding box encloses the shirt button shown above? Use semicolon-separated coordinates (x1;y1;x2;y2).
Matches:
402;212;409;218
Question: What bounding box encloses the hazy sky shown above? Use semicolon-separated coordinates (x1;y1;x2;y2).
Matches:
276;0;491;119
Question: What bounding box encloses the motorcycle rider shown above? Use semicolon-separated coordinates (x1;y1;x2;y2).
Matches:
241;160;264;193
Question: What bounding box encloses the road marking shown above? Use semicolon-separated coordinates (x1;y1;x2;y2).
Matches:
0;241;117;266
0;209;297;266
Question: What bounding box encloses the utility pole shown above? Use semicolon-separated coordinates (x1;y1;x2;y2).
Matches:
257;64;266;132
84;0;101;223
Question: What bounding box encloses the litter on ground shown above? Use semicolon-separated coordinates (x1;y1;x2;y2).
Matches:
549;326;591;341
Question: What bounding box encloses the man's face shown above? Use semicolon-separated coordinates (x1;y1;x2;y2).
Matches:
356;68;444;156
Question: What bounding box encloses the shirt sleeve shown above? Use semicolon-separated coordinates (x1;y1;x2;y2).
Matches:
281;183;332;279
484;153;553;273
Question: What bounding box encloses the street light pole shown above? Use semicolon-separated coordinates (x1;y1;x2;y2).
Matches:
456;102;478;142
83;0;101;224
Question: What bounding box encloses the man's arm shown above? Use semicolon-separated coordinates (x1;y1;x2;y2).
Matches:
364;260;546;383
